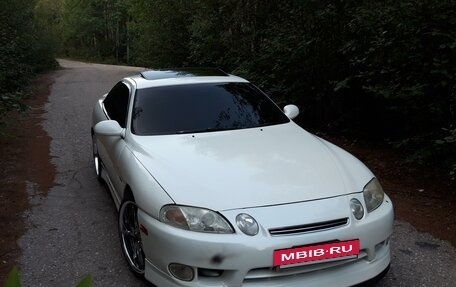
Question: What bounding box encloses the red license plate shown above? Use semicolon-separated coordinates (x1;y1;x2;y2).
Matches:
273;239;360;268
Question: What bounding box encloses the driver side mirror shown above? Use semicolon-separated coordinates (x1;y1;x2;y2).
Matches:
283;104;299;120
94;120;124;137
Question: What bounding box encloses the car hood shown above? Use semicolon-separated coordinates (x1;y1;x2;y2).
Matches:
129;122;374;211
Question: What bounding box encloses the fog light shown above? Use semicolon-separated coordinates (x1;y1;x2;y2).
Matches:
350;198;364;220
236;213;259;236
169;263;194;281
198;268;223;277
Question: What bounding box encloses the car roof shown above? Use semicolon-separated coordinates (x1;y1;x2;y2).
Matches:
140;68;229;79
129;68;249;89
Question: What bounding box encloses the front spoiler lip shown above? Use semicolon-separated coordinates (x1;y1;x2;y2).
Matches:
353;263;390;287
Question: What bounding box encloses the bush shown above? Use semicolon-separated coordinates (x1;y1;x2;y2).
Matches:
2;267;92;287
0;0;56;126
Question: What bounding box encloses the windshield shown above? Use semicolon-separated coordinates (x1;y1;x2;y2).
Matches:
131;82;289;135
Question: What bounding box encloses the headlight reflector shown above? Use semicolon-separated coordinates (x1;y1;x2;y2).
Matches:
363;178;384;212
236;213;259;236
160;205;233;234
350;198;364;220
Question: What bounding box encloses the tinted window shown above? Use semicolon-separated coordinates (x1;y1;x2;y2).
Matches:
103;82;130;128
132;82;289;135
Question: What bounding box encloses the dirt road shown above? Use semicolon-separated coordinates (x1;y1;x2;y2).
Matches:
7;60;456;286
17;59;145;286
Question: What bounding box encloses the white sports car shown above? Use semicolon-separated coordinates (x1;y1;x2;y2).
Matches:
91;68;393;287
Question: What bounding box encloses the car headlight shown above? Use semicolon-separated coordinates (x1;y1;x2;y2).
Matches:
159;205;234;234
363;178;384;212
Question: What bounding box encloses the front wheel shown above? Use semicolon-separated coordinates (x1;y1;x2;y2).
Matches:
119;200;146;276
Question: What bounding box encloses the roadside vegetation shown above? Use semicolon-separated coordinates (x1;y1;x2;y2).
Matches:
2;267;92;287
0;0;56;132
2;0;455;175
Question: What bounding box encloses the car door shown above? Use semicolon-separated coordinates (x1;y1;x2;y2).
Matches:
99;81;131;198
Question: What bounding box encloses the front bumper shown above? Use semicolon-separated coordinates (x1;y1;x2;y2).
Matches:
137;194;394;287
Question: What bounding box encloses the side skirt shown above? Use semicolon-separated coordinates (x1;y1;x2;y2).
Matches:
100;162;121;210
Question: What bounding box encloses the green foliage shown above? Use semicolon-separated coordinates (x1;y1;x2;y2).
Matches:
75;275;92;287
0;93;28;114
0;92;29;135
1;267;92;287
3;267;20;287
61;0;129;62
127;0;193;67
336;0;456;138
434;128;456;178
0;0;56;127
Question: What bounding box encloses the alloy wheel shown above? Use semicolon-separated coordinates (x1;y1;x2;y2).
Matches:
119;200;145;274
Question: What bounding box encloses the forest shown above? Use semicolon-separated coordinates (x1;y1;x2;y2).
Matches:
1;0;455;175
0;0;56;121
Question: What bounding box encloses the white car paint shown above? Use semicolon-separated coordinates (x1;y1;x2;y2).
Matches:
140;194;393;286
129;121;374;211
92;70;393;287
132;75;249;89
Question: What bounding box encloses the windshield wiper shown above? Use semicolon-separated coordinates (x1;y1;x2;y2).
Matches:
175;127;234;134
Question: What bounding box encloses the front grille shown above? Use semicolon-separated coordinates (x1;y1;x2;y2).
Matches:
269;218;349;236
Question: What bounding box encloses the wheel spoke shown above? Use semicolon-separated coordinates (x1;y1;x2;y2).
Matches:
121;225;134;236
120;201;145;274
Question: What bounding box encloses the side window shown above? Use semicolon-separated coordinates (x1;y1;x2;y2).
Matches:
103;82;130;128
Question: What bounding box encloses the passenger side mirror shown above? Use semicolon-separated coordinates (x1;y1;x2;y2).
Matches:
283;105;299;120
94;120;124;137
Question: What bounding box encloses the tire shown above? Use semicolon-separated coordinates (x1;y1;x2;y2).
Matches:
119;199;146;277
92;134;103;182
